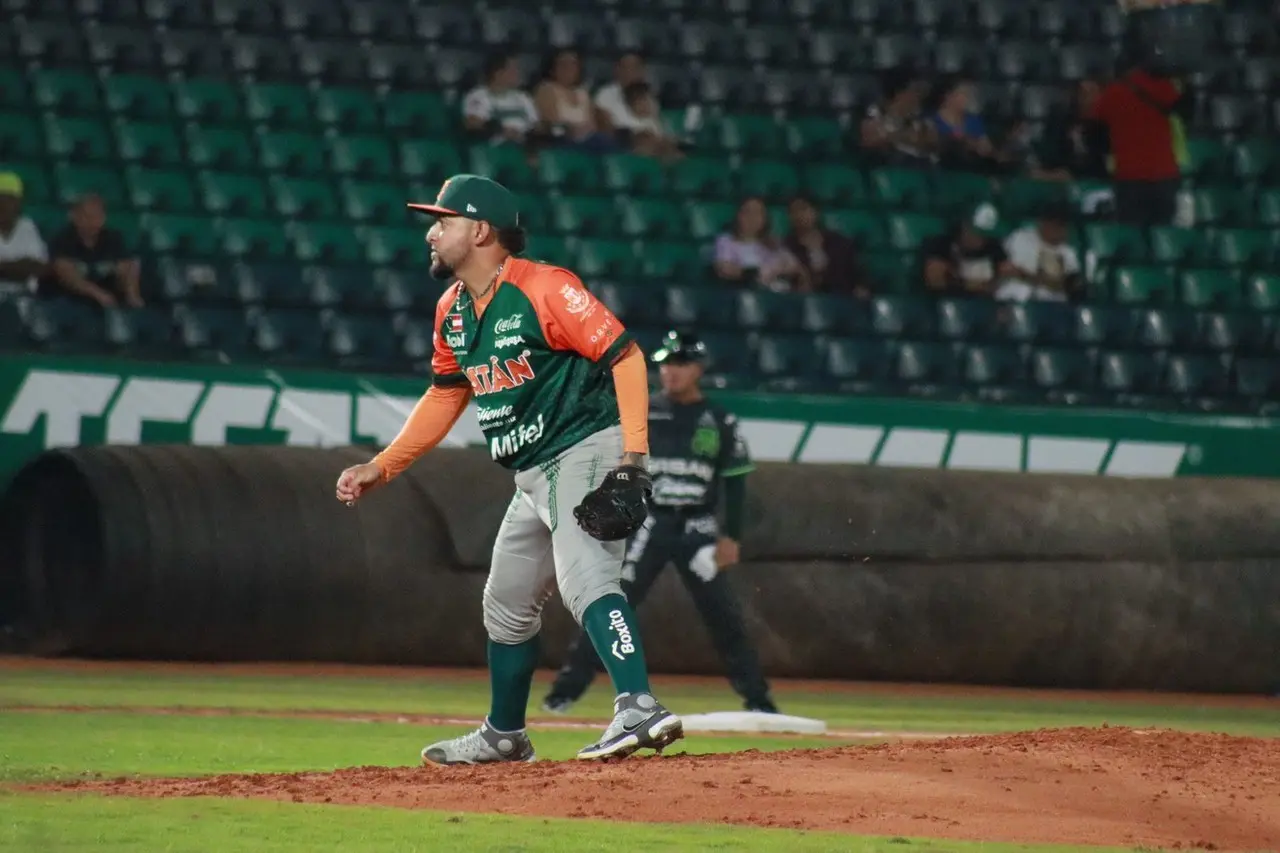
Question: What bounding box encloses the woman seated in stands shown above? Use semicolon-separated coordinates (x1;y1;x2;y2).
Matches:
860;66;936;167
712;196;808;292
533;49;614;152
929;75;1011;175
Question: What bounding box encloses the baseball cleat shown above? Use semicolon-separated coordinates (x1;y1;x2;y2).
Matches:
421;719;536;766
575;692;683;761
541;696;576;715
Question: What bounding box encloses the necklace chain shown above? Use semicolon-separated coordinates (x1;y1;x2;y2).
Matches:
472;261;504;302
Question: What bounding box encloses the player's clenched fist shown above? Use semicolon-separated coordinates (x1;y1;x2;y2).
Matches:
335;462;384;505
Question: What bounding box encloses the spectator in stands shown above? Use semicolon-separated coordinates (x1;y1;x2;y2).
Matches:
1089;63;1185;225
534;48;614;152
713;196;807;292
1036;80;1111;182
616;82;683;162
594;52;654;133
783;196;870;299
922;204;1014;296
928;75;1009;175
462;51;542;147
996;204;1083;303
0;172;48;298
860;66;935;167
49;193;142;308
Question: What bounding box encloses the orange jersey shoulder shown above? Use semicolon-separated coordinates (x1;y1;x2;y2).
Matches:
506;258;632;363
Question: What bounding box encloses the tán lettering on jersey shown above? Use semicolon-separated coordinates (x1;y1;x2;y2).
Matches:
465;350;536;396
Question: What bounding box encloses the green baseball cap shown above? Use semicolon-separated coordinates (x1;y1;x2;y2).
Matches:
407;174;521;229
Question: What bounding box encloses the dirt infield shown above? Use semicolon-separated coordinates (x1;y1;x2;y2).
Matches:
37;726;1280;850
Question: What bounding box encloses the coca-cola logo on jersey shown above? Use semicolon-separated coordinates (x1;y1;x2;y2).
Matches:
494;314;524;334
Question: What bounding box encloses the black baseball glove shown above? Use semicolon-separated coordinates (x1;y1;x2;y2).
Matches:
573;465;652;542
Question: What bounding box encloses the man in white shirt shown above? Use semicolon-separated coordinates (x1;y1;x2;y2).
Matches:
462;52;541;145
0;172;48;297
996;204;1083;303
594;52;658;132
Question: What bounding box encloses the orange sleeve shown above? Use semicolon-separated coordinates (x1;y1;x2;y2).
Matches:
370;385;472;481
526;270;635;365
610;343;649;456
431;284;469;388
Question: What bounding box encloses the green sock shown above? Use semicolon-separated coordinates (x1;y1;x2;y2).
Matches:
487;636;540;732
581;595;652;697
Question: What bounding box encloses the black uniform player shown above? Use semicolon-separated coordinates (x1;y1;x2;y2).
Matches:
542;331;778;714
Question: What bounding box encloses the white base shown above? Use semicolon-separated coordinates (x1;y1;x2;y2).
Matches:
679;711;828;735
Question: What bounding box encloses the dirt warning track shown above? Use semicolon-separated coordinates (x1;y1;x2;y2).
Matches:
39;726;1280;851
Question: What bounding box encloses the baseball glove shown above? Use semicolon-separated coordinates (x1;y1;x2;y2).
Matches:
573;465;652;541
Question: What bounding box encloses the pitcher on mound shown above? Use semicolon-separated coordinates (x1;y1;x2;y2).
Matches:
335;174;683;764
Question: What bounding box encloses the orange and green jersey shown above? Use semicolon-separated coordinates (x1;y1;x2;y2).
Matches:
431;257;635;470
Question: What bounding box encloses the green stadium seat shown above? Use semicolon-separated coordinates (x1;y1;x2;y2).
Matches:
736;290;803;333
32;70;101;113
145;213;221;257
260;130;328;174
550;195;620;238
670;156;734;198
382;92;455;136
862;249;917;293
800;163;866;207
245;83;315;127
5;164;50;206
219;218;290;261
43;116;114;162
786;117;845;158
963;343;1027;388
252;309;327;365
1148;226;1213;266
871;295;936;338
173;80;244;123
1082;223;1148;266
363;226;424;267
999;177;1069;220
619;197;685;240
23;202;65;240
738;159;800;200
695;331;755;386
933;171;996;217
718;113;788;156
1190;187;1249;226
1245;273;1280;312
303;267;362;308
510;191;550;233
869;168;932;209
1235;358;1280;400
340;179;404;223
1072;304;1133;348
1257;188;1280;228
160;260;240;308
937;297;998;341
1232;138;1279;183
1133;306;1195;350
665;285;734;328
52;163;126;206
687;201;738;241
1182;137;1232;181
826;209;888;249
575;238;636;280
114;120;185;167
467;144;537;190
186;125;258;171
801;294;867;337
1196;310;1268;354
1029;346;1094;395
127;167;198;213
887;213;946;251
1178;268;1241;310
233;262;310;308
590;282;662;328
199;171;270;217
177;306;254;357
601;154;668;195
327;314;401;372
270;175;340;220
0;111;44;158
1213;229;1273;269
103;75;173;119
1164;353;1228;400
1111;265;1174;304
399;139;465;180
638;240;704;283
0;69;30;110
315;87;381;132
23;298;107;353
895;340;960;392
290;223;364;264
756;333;819;381
522;234;574;267
1098;350;1162;396
822;337;893;392
329;133;396;179
536;148;601;191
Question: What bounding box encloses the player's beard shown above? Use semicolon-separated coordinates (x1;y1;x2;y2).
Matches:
429;256;454;281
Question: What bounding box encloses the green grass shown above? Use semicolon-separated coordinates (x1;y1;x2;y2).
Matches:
0;793;1179;853
3;667;1278;737
0;712;840;783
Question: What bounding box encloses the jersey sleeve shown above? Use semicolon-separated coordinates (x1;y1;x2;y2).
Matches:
718;411;754;477
527;269;635;365
430;286;469;388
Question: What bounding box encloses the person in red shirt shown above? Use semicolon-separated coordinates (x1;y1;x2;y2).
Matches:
1090;64;1185;225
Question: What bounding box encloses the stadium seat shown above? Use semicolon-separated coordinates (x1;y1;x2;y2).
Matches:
738;159;800;200
963;343;1028;393
52;162;126;206
399;139;465;181
1234;358;1280;401
800;294;867;337
244;83;314;128
0;112;41;159
1132;307;1196;350
187;125;259;171
1164;353;1229;400
1112;266;1174;305
326;314;402;373
1179;268;1242;310
1190;187;1249;226
103;75;174;119
537;148;601;191
252;309;327;365
114;120;185;167
219;218;291;262
1000;301;1073;345
687;201;739;242
801;163;867;208
1214;229;1273;269
290;223;364;265
232;262;309;308
0;69;30;109
551;195;620;239
1244;273;1280;313
870;168;932;209
670;156;734;198
735;290;803;333
340;180;405;224
936;297;998;342
312;87;380;132
1083;223;1148;266
363;226;423;268
127;167;198;213
259;130;328;175
593;282;668;329
933;172;995;218
861;249;917;293
155;258;233;304
786;117;844;158
618;198;685;240
102;306;179;358
1182;138;1232;182
1196;311;1269;354
159;30;226;76
43;115;114;162
887;214;946;252
31;69;100;113
173;80;245;124
698;330;755;383
870;295;936;338
1232;137;1280;183
639;240;705;283
601;154;668;196
467;144;537;191
575;239;637;280
1148;227;1213;267
895;340;961;395
999;178;1069;221
329;134;397;179
1072;304;1133;348
822;337;893;393
1258;188;1280;228
1098;350;1162;396
1030;346;1094;395
199;172;271;217
664;285;733;329
755;333;819;381
22;298;107;353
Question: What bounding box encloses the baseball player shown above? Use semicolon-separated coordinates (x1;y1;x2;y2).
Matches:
542;331;779;715
335;174;683;764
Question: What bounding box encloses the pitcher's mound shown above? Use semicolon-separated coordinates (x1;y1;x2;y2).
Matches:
43;726;1280;851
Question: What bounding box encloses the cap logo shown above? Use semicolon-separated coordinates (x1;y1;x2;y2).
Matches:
435;178;453;204
466;203;478;213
